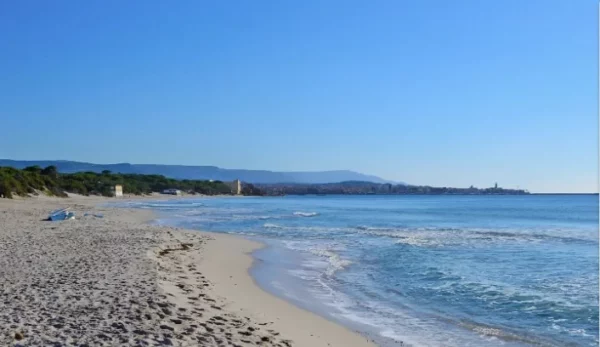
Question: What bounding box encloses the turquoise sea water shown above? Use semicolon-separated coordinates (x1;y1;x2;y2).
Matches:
123;195;598;346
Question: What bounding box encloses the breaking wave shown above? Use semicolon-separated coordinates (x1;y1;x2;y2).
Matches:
308;248;353;276
355;226;597;246
293;211;319;217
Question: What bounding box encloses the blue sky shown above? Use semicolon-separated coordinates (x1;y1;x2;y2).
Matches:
0;1;597;193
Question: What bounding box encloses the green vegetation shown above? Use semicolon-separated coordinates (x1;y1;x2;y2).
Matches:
0;166;240;198
0;166;66;198
240;183;263;196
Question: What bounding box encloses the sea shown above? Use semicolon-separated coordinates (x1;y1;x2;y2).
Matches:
120;195;599;347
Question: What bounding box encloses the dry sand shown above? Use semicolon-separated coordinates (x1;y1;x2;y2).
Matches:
0;195;376;347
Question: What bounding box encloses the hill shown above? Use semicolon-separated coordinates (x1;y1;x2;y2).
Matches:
0;160;397;184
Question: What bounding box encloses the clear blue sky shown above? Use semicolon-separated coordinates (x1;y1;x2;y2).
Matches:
0;1;597;193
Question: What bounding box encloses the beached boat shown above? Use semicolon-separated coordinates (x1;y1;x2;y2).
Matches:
48;208;75;221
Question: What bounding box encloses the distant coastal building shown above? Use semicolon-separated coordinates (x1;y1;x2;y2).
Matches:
227;180;242;195
114;185;123;198
162;188;182;196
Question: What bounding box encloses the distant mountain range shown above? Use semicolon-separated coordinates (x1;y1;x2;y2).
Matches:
0;159;399;185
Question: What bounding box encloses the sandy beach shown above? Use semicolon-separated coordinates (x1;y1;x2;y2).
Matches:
0;195;376;347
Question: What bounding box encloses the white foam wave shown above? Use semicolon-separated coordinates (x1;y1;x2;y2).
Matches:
279;240;352;277
355;225;597;248
394;237;440;247
308;249;352;276
262;223;348;233
263;223;282;229
259;215;275;220
293;211;319;217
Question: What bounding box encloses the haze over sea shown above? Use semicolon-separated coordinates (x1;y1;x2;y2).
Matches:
124;195;599;346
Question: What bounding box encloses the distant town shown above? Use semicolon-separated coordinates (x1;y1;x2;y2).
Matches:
254;182;529;196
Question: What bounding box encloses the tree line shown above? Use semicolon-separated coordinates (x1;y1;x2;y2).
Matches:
0;166;263;198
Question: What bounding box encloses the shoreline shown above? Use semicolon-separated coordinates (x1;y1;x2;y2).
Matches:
247;239;401;347
184;230;376;346
145;203;379;347
0;195;376;346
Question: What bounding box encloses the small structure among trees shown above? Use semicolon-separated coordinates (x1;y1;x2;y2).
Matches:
227;179;242;195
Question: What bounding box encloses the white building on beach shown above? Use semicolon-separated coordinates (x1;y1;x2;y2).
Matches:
114;185;123;198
